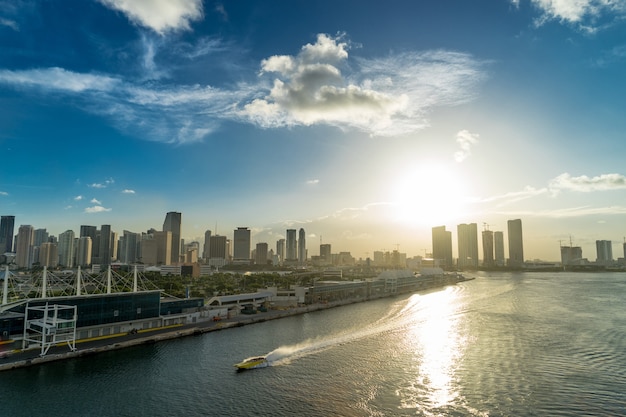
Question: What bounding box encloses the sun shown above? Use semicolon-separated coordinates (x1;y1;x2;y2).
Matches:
390;162;469;227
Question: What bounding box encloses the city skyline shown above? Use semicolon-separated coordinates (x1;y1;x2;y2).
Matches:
2;1;626;261
2;211;624;265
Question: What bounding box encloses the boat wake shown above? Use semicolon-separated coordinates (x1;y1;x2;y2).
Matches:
264;293;432;367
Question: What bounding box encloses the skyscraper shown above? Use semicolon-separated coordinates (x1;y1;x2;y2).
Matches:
255;242;268;265
0;215;15;253
286;229;297;262
276;239;285;264
432;226;453;268
457;223;479;269
76;236;92;267
38;242;58;268
99;225;112;266
163;212;182;264
482;229;494;267
298;228;306;265
33;228;49;247
494;231;505;266
320;243;331;265
80;225;97;264
507;219;524;268
203;230;211;261
233;227;251;263
154;231;172;265
208;235;227;267
119;230;139;264
16;225;34;269
596;240;613;265
58;229;75;267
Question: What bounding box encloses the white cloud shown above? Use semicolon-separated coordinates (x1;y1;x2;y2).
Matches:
98;0;203;34
476;186;549;206
454;130;479;162
74;195;83;201
122;189;136;194
0;18;18;31
500;205;626;218
84;205;112;213
88;178;115;189
0;191;8;196
549;172;626;193
90;198;102;205
0;67;119;92
528;0;626;30
306;179;320;185
215;3;228;21
243;34;486;136
0;34;486;143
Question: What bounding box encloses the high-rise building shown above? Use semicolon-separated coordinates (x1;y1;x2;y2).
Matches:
596;240;613;265
80;225;97;264
58;230;75;267
99;225;112;266
154;231;172;265
16;225;35;269
494;231;505;266
286;229;297;262
203;230;211;261
38;242;58;268
457;223;479;269
208;235;227;267
233;227;251;263
432;226;453;268
255;242;268;265
561;245;583;266
140;236;158;265
119;230;139;264
34;228;49;247
163;212;182;264
0;215;15;253
76;236;92;267
276;239;285;263
320;244;331;264
298;228;306;265
482;229;494;267
507;219;524;268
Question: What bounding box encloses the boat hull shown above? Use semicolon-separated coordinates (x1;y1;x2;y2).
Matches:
234;356;268;371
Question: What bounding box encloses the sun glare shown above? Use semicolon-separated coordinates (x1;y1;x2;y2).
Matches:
390;162;469;227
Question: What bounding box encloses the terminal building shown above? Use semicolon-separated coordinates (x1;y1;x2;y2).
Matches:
0;266;205;355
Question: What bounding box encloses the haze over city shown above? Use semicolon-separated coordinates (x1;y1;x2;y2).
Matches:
2;0;626;261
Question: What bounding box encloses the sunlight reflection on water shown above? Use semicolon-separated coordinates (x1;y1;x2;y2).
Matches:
398;287;467;414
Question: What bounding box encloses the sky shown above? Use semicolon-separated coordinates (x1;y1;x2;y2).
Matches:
1;0;626;262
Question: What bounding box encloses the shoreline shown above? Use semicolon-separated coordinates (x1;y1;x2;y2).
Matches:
0;277;472;372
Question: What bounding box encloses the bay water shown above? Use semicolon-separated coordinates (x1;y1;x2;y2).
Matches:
1;271;625;416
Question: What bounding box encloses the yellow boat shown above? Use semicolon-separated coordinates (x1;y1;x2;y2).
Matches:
233;356;269;371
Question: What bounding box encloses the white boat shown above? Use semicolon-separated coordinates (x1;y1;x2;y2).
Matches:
233;356;269;371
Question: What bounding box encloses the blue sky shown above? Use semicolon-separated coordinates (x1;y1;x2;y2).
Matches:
2;0;626;262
